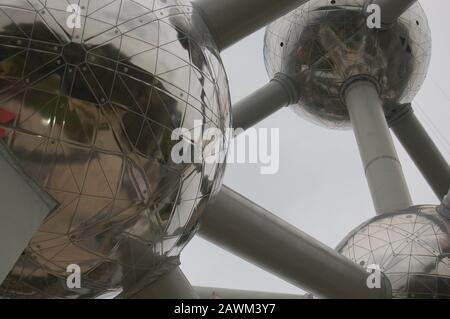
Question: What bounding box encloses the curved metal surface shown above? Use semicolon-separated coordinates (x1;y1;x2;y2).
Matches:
338;205;450;298
264;0;431;129
0;0;231;298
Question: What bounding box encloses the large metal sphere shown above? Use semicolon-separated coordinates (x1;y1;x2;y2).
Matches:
337;206;450;298
0;0;231;298
264;0;432;129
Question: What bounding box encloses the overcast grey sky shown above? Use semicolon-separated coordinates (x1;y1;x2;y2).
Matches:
181;0;450;295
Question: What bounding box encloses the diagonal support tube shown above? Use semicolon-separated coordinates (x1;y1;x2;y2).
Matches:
389;105;450;201
199;186;392;299
232;73;299;133
193;0;310;51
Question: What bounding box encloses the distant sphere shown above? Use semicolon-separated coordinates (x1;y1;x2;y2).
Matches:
337;206;450;298
264;0;432;129
0;0;231;298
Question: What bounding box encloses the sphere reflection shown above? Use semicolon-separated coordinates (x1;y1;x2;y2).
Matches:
0;0;231;298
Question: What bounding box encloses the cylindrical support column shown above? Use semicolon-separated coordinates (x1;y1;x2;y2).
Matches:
199;186;392;299
128;267;199;299
232;73;299;133
344;80;412;214
389;106;450;200
195;287;309;299
368;0;417;26
193;0;310;51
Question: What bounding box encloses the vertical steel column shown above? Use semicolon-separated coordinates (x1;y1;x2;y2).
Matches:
344;79;413;214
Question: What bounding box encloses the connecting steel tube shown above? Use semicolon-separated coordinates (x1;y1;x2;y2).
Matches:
193;0;310;51
232;73;299;133
390;106;450;201
344;79;413;215
199;186;392;299
368;0;418;26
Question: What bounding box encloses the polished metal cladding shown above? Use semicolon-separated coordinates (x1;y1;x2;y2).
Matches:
337;206;450;298
0;0;231;298
264;0;431;129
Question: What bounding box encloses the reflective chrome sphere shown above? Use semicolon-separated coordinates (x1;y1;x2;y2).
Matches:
337;206;450;298
264;0;431;129
0;0;231;298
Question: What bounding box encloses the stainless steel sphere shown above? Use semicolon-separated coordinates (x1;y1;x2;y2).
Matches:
264;0;432;129
337;206;450;298
0;0;231;298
